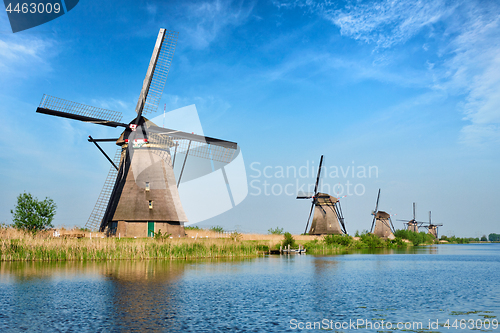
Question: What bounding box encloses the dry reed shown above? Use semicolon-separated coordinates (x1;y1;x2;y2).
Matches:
0;228;274;261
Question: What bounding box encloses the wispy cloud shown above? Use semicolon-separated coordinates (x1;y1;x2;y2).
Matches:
273;0;451;48
274;0;500;146
321;0;450;49
0;15;58;77
90;98;131;113
181;0;255;49
0;37;56;75
163;93;231;121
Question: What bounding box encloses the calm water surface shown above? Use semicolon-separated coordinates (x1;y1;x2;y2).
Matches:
0;244;498;332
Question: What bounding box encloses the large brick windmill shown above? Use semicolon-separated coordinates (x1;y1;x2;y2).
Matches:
296;155;347;235
36;29;239;237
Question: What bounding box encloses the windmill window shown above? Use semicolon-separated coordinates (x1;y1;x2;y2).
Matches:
149;200;153;209
145;182;150;191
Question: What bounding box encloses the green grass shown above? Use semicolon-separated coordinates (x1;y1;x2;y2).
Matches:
301;233;409;254
0;237;270;261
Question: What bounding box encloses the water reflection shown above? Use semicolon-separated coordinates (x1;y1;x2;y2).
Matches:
103;261;185;332
0;245;498;332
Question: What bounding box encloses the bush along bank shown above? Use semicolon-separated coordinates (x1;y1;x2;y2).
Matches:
300;233;408;254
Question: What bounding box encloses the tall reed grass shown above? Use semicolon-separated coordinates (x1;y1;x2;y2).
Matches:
0;228;272;261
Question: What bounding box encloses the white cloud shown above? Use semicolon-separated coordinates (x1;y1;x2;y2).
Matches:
273;0;451;48
162;94;231;121
90;98;131;113
0;37;56;75
274;0;500;146
324;0;449;49
181;0;255;49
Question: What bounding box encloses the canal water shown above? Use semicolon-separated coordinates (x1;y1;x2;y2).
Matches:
0;244;498;332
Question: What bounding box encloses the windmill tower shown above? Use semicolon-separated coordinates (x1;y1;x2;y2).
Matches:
397;203;424;233
296;156;347;235
369;189;395;239
36;29;239;237
421;211;443;238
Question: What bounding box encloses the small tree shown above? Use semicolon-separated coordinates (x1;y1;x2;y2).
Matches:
210;225;224;233
11;192;56;233
268;226;284;235
282;232;296;248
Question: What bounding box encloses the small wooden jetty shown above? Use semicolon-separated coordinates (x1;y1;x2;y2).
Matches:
269;244;307;255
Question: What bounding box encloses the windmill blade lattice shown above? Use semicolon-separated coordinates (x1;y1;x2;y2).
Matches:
38;94;123;124
142;30;179;115
85;149;122;231
147;133;237;164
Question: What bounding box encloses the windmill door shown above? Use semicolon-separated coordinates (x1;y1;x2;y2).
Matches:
148;222;155;237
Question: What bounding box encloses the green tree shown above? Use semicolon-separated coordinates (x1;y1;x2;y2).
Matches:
481;235;488;242
282;232;296;248
210;225;224;233
268;226;284;235
11;192;56;233
489;233;500;242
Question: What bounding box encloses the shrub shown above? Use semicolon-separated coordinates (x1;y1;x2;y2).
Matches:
230;232;242;241
210;226;224;233
256;244;269;252
185;226;202;230
389;237;407;247
268;227;284;235
394;229;434;246
324;234;353;247
282;232;296;248
154;229;171;240
360;233;384;248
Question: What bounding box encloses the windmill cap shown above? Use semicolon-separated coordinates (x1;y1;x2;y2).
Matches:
376;211;390;218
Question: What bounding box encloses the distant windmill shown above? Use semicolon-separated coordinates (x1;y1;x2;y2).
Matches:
421;211;443;238
397;203;425;232
36;28;240;237
296;155;347;235
370;189;395;239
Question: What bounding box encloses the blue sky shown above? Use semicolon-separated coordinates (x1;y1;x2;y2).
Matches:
1;0;499;237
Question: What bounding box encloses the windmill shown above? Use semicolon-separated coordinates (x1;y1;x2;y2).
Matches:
36;29;240;238
296;155;347;235
397;203;425;233
370;189;395;239
421;211;443;238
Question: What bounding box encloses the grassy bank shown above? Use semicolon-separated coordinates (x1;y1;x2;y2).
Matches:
300;233;410;255
0;227;470;262
0;237;272;261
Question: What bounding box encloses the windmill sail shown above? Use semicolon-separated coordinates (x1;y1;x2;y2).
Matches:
85;148;122;230
297;156;347;235
397;203;425;232
142;30;178;115
37;94;124;127
370;189;395;239
135;29;179;117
